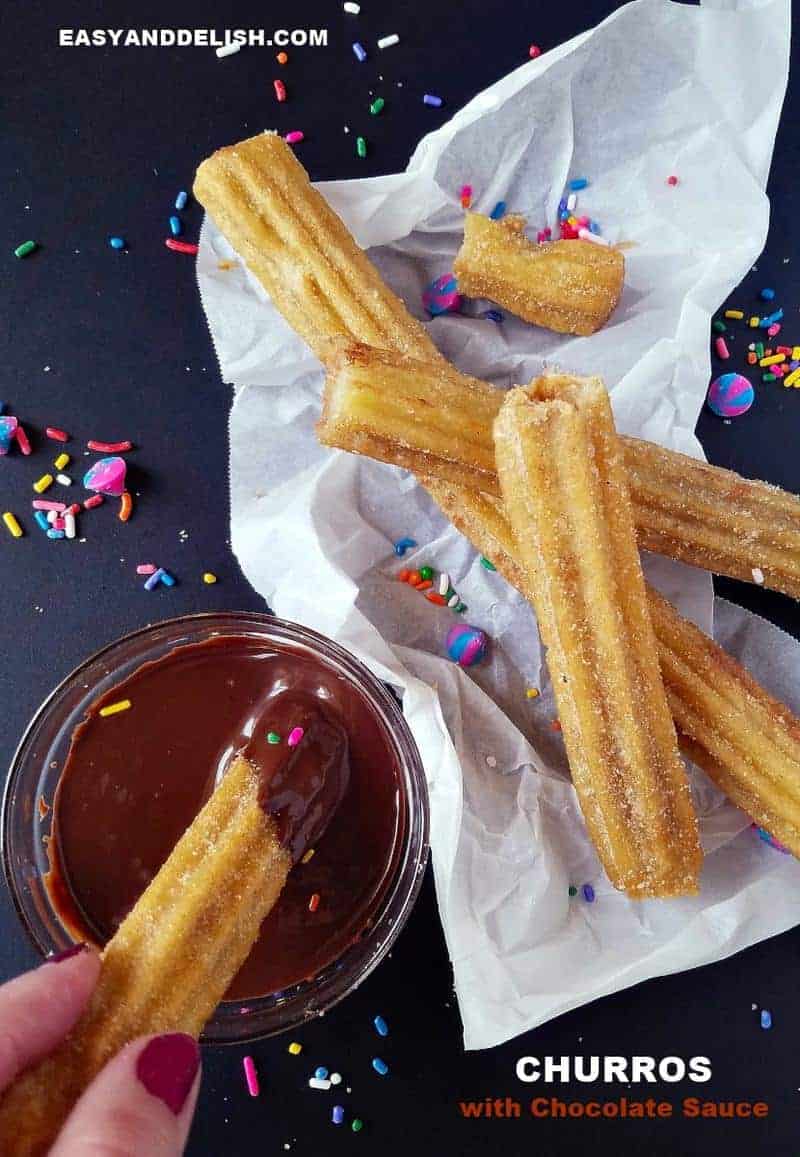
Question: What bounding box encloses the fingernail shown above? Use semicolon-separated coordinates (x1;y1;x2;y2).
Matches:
136;1033;200;1115
47;942;87;964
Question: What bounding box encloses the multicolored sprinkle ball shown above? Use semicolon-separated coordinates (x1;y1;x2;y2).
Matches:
445;623;488;668
422;273;462;317
706;373;754;418
83;455;128;496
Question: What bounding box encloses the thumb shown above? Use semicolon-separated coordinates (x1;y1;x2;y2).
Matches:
50;1033;201;1157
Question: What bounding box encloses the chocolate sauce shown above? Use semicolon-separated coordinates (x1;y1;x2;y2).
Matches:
45;634;405;1000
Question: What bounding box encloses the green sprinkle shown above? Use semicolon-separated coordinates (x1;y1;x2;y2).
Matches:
267;732;281;744
568;885;578;897
455;602;467;614
762;373;777;382
356;136;367;159
351;1119;364;1133
369;97;385;115
14;240;37;259
418;565;434;581
480;556;497;571
712;320;727;333
755;342;765;359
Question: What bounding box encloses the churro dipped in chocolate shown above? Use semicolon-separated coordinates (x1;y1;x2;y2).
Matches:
0;698;348;1157
193;132;441;364
453;211;624;335
493;377;701;897
319;341;800;599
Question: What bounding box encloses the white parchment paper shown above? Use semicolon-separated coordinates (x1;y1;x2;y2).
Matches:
197;0;796;1048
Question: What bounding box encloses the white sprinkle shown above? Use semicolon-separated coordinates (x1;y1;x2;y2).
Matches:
64;512;76;539
485;755;497;768
752;567;765;585
46;510;58;525
215;41;242;58
447;593;460;608
330;1072;342;1085
566;192;577;211
377;33;400;49
438;572;450;596
309;1077;332;1091
56;473;72;486
577;227;609;246
343;1;361;11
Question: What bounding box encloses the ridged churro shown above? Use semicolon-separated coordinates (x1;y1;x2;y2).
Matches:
193;132;441;364
319;342;800;598
493;379;701;897
453;211;624;335
423;475;800;859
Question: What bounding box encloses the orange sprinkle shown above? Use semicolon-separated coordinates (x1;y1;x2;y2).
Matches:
308;893;320;913
416;580;433;591
425;592;447;605
277;51;288;64
550;719;562;732
118;491;133;523
747;352;757;365
398;569;410;582
406;569;421;586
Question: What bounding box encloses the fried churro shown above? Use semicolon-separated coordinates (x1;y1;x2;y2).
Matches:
453;211;624;335
193;132;441;364
493;378;700;897
319;342;800;598
0;702;349;1157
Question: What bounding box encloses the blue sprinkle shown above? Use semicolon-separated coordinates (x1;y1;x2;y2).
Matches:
559;210;570;221
760;1009;772;1030
47;528;65;539
109;236;125;250
759;287;775;301
423;93;443;108
159;569;176;587
352;41;367;61
489;201;506;221
144;568;165;591
569;177;589;190
372;1057;389;1076
558;198;568;213
315;1066;329;1080
589;221;601;234
393;537;417;556
175;191;188;211
373;1015;389;1037
482;309;503;324
332;1105;345;1125
582;883;595;903
169;215;182;237
34;511;50;532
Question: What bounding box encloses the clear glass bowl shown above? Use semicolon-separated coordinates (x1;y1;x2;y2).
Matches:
1;612;429;1044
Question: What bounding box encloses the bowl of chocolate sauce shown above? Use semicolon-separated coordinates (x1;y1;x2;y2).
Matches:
2;613;429;1043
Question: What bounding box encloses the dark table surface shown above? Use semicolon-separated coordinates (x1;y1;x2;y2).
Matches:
3;1;799;1154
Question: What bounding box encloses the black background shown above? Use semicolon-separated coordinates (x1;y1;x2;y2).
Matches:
3;2;799;1154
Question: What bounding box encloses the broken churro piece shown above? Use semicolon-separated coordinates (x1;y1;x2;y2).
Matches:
493;378;701;897
453;211;624;335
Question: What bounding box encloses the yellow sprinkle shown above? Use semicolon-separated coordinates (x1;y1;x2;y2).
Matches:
218;260;235;270
759;353;784;367
2;512;23;538
792;347;800;360
784;368;800;388
301;848;315;864
53;452;70;470
99;699;132;718
749;316;760;327
33;474;54;494
202;572;218;584
723;309;744;320
525;687;540;699
288;1042;303;1055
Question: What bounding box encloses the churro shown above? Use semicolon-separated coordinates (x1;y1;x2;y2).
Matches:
0;702;349;1157
319;342;800;598
193;132;441;364
493;379;700;897
453;211;624;335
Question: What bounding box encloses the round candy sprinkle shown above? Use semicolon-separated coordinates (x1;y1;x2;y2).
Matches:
445;623;488;668
372;1057;389;1076
529;44;541;58
277;51;288;64
667;175;679;186
373;1015;389;1036
203;572;218;584
706;373;754;418
422;273;461;316
352;1119;363;1133
330;1071;342;1084
83;455;127;496
760;1009;772;1030
315;1066;329;1080
418;565;434;581
109;236;126;250
760;287;776;301
267;732;281;744
582;883;595;903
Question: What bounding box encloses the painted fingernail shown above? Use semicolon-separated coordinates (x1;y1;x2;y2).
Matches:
136;1033;200;1115
47;942;87;964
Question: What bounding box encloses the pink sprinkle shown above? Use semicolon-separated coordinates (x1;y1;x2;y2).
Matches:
84;494;104;509
768;323;781;337
529;44;541;59
715;336;730;360
285;131;304;144
136;564;158;575
287;726;305;747
536;230;545;243
33;500;66;511
460;184;472;198
53;517;65;531
46;427;69;443
14;426;31;455
65;503;81;516
667;175;679;186
243;1056;260;1097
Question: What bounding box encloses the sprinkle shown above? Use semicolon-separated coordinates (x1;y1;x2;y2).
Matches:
352;41;367;61
83;494;104;509
582;883;595;903
490;201;506;220
203;572;217;584
526;687;540;699
447;593;460;608
550;719;562;732
119;491;133;522
372;1057;389;1076
568;885;578;896
566;193;577;212
768;323;782;338
301;847;315;863
373;1015;389;1036
356;136;367;158
426;592;447;605
315;1067;330;1080
332;1105;345;1125
47;529;65;539
64;512;76;539
175;191;188;211
169;215;182;237
715;337;730;360
14;426;31;455
763;308;784;326
309;1077;331;1090
274;79;287;103
666;175;678;186
136;564;157;575
3;513;23;538
370;97;385;115
747;352;757;365
99;699;132;718
165;238;199;254
277;51;288;64
749;315;760;327
377;33;399;49
760;353;784;367
288;726;305;747
34;511;49;531
725;309;744;319
793;347;800;360
33;500;64;511
760;1009;772;1030
285;131;305;145
752;567;765;585
33;474;54;494
215;41;242;58
760;287;776;301
14;240;37;259
46;427;69;443
455;602;467;613
423;94;443;108
762;373;777;383
265;733;282;747
784;368;800;388
569;178;589;190
344;1;361;10
330;1072;342;1084
288;1042;302;1055
483;308;503;322
577;227;609;246
109;237;126;250
308;893;321;913
712;320;726;333
55;474;72;486
243;1056;259;1097
437;572;451;596
418;565;434;580
460;184;473;208
393;537;417;556
53;453;70;471
48;512;62;527
87;439;133;453
406;569;421;586
352;1119;363;1132
529;44;541;59
159;569;176;587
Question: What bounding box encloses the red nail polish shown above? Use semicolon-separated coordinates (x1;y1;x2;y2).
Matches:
136;1034;200;1115
47;942;87;964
